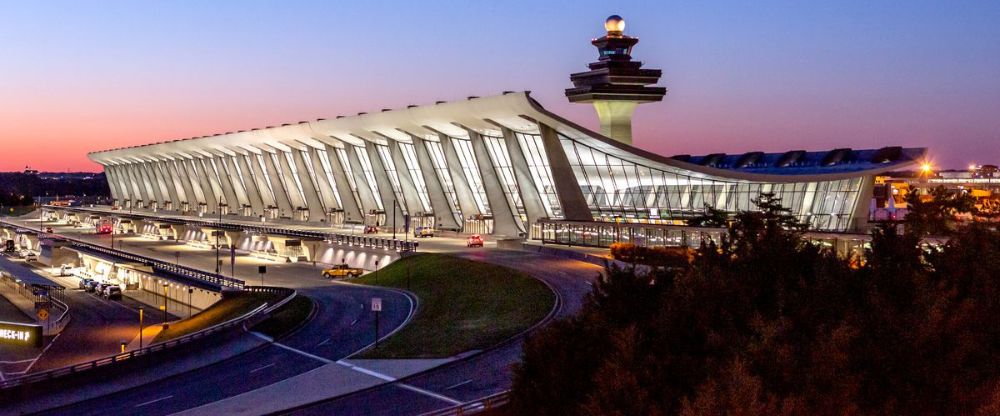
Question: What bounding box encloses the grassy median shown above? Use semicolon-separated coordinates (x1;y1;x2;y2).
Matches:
355;253;554;359
251;295;315;339
153;291;281;343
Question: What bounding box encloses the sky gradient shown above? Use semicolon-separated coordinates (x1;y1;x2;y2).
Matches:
1;1;998;172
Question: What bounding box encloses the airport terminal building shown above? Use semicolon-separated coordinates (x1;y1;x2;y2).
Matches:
88;17;926;248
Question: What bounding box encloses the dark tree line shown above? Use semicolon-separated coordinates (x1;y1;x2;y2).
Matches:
510;192;1000;415
0;172;109;206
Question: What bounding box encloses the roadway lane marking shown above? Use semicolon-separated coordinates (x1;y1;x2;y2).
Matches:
398;384;464;405
249;331;334;364
350;318;358;326
250;363;275;373
135;395;173;408
445;379;473;390
316;338;330;347
334;360;463;405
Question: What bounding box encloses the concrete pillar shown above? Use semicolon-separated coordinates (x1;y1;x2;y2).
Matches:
538;123;592;221
438;134;483;221
289;147;326;222
154;161;182;211
322;144;363;223
211;157;241;216
192;158;220;213
103;164;122;202
467;131;523;236
344;145;381;218
364;141;406;230
592;100;639;145
410;136;461;230
306;146;343;212
501;127;547;224
262;151;294;217
387;139;427;215
241;152;274;215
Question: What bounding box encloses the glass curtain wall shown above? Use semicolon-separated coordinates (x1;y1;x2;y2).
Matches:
281;152;308;207
482;135;527;224
451;138;491;215
313;148;345;208
375;145;409;215
424;140;463;223
399;143;433;213
353;146;384;211
560;135;864;231
332;148;366;211
514;132;563;219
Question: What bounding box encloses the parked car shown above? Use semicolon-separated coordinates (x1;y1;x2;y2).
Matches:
363;225;379;234
467;234;485;248
24;252;37;262
413;227;435;238
103;285;122;300
59;265;75;277
44;227;53;233
85;280;100;292
322;264;365;279
78;278;94;290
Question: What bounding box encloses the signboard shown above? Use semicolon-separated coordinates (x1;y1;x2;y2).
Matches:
258;265;267;274
0;321;43;348
371;298;382;312
37;309;49;321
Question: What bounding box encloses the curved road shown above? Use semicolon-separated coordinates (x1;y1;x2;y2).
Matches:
284;250;602;416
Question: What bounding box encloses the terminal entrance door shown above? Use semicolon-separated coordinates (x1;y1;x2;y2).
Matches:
327;209;345;226
365;211;386;229
295;208;309;222
465;215;494;235
240;204;253;217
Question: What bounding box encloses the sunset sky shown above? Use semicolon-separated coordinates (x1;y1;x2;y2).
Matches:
2;1;998;172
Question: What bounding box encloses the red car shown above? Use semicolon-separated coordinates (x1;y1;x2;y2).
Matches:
466;234;484;248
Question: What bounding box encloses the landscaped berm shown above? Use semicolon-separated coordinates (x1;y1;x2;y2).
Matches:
356;253;554;359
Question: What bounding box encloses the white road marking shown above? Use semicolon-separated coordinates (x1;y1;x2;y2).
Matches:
135;395;173;408
445;379;473;390
250;363;275;373
250;332;333;364
398;384;464;405
316;338;330;347
21;333;60;374
350;318;358;326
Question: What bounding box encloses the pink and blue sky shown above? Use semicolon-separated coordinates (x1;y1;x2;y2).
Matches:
1;1;998;172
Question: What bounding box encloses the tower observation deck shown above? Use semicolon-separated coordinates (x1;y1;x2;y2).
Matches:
565;15;666;145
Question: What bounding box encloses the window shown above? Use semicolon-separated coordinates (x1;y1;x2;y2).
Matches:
515;132;563;219
482;135;526;225
354;146;384;210
375;144;408;214
452;138;490;215
400;143;432;213
314;148;344;208
424;140;463;222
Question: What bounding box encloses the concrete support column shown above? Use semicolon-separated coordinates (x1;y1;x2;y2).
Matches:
501;127;547;224
387;140;427;215
306;146;342;211
364;141;406;230
192;158;220;213
321;144;363;224
289;147;326;222
344;144;381;217
438;134;482;221
592;101;639;145
178;157;207;207
538;123;592;221
240;152;273;215
211;157;241;215
410;135;461;230
103;164;122;202
467;131;523;236
261;151;294;218
154;161;182;210
139;162;166;208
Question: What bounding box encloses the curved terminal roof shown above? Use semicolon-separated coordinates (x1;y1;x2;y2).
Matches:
89;92;926;183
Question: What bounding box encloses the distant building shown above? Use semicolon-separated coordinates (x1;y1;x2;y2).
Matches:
23;166;38;175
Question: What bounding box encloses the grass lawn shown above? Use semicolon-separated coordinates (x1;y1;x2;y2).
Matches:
153;291;281;343
251;295;315;339
355;253;554;359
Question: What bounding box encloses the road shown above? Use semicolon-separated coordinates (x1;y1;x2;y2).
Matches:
6;214;601;415
11;219;414;416
285;250;601;416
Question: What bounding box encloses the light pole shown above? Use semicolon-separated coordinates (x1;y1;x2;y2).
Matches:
374;260;380;285
215;197;222;275
162;282;169;324
138;307;144;349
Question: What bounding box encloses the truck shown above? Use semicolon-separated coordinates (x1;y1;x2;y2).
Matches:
321;264;365;279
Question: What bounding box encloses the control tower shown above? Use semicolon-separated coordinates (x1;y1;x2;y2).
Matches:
565;15;666;145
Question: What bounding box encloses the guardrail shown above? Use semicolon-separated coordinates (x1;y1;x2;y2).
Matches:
67;240;245;290
0;286;296;391
47;206;419;253
419;390;511;416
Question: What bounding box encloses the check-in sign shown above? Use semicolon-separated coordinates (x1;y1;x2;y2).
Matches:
0;321;43;348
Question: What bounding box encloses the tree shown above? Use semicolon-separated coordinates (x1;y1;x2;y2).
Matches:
687;204;729;228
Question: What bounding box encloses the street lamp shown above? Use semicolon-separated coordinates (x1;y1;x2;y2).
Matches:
162;282;169;325
138;307;144;349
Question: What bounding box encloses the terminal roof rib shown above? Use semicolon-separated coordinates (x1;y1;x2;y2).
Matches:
89;92;926;183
